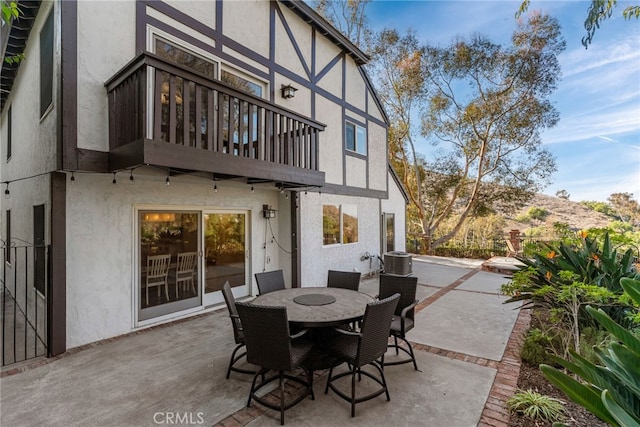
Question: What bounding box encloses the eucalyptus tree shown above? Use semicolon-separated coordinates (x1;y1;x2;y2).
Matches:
418;12;563;250
311;0;370;48
518;0;640;48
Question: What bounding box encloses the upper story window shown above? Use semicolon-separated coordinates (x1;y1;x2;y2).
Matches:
154;38;217;78
40;11;54;118
6;105;11;161
221;69;263;98
345;121;366;155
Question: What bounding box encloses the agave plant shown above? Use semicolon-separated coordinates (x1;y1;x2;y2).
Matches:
540;277;640;427
502;232;638;326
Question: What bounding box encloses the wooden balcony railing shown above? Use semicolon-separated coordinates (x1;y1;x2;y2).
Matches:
105;52;325;177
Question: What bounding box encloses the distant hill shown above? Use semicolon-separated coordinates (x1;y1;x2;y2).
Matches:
503;193;613;233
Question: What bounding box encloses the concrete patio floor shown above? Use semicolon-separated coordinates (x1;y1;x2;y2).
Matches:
0;255;527;427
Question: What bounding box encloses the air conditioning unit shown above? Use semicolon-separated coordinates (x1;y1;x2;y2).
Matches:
384;251;413;276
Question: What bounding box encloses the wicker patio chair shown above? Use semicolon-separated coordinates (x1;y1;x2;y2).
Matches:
255;270;286;295
379;274;420;370
235;302;314;425
221;281;257;379
327;270;361;291
323;293;400;417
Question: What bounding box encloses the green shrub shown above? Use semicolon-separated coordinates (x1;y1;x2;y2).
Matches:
507;389;565;422
520;328;558;366
528;206;549;221
540;277;640;426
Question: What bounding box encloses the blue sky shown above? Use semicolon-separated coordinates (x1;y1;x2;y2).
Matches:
365;0;640;202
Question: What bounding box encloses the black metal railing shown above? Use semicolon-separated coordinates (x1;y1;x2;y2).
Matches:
1;240;48;367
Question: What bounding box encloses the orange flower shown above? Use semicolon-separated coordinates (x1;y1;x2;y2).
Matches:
591;254;599;261
579;230;588;239
545;271;552;280
546;251;556;259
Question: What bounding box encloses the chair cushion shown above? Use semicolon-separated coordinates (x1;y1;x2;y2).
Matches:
390;317;414;336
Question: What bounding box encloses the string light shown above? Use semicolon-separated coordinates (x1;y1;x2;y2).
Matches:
4;183;9;199
70;172;75;182
129;170;135;182
213;183;218;192
250;185;254;193
112;173;117;184
165;176;171;186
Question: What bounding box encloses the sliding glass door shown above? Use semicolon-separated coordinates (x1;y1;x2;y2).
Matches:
138;211;201;321
203;211;249;306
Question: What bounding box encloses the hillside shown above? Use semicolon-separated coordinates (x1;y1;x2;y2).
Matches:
503;193;613;233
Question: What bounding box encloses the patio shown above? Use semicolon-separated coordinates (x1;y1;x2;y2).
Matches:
0;256;526;426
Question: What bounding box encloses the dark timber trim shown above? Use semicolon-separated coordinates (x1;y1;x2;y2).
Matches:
60;0;78;170
275;4;311;80
48;172;66;356
291;192;301;288
319;182;387;199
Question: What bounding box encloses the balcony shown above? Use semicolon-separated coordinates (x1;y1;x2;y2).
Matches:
105;52;325;188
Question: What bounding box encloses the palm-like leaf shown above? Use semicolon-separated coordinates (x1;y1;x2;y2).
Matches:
540;364;616;425
602;390;640;427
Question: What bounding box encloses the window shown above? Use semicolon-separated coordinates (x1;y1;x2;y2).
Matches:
40;11;54;117
5;210;10;264
221;69;263;97
323;204;358;245
155;38;217;79
385;213;395;252
6;105;11;160
345;121;366;155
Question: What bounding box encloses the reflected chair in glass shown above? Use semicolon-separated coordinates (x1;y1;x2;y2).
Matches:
176;252;198;298
323;293;400;417
327;270;361;291
221;281;256;379
235;302;314;425
379;274;420;370
145;254;171;305
254;270;285;295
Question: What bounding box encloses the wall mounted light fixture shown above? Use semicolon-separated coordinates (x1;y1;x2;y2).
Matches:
262;204;276;218
281;84;297;99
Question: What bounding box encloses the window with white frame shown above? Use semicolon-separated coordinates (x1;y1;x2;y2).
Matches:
322;204;358;246
345;121;366;155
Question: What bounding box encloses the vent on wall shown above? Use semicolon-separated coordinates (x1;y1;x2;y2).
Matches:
383;251;413;276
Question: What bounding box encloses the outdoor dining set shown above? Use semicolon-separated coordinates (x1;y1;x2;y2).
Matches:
221;269;420;425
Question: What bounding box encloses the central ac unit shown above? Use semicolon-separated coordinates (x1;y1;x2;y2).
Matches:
384;251;413;276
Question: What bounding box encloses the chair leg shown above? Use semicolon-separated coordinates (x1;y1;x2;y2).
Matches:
394;336;399;355
164;282;169;301
324;367;333;394
351;365;357;417
279;370;285;425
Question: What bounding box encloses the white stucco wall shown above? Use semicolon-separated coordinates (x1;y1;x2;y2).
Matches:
368;122;387;191
77;1;136;152
316;95;343;185
65;170;285;347
223;0;270;60
164;0;216;28
345;57;366;112
299;192;382;284
381;171;407;252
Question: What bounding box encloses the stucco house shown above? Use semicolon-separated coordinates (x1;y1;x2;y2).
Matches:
0;0;407;362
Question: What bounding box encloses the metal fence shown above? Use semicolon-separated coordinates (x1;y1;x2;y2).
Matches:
1;240;48;367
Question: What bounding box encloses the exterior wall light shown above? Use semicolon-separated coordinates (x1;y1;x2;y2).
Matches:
281;84;297;99
262;204;276;218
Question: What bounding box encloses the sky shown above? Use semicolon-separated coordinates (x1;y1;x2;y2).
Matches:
364;0;640;203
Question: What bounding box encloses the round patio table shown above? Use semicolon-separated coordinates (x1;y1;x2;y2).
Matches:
252;287;373;328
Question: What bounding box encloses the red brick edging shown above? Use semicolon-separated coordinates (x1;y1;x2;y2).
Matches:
478;308;531;427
